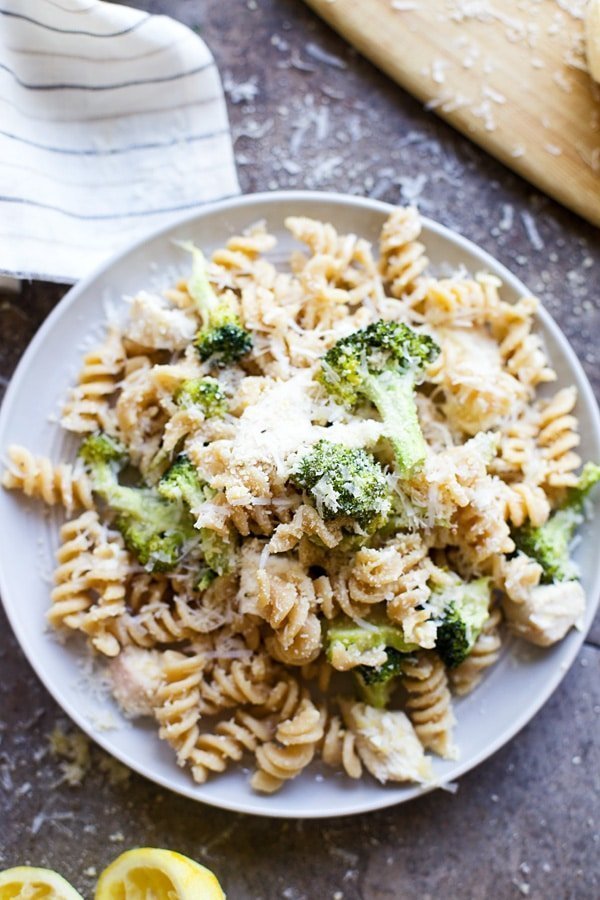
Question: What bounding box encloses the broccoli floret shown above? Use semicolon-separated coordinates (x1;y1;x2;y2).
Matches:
197;527;233;580
512;462;600;584
158;454;234;582
513;508;580;584
290;440;391;531
316;320;440;475
78;431;127;470
157;454;208;509
355;647;405;708
174;377;228;417
325;613;419;664
564;461;600;510
182;242;252;365
432;577;491;669
79;434;198;572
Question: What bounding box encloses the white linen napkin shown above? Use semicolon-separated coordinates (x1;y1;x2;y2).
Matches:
0;0;240;283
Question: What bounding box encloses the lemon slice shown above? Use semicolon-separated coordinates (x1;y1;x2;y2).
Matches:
95;849;225;900
0;866;84;899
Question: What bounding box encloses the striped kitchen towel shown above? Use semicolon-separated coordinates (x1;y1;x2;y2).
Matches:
0;0;240;283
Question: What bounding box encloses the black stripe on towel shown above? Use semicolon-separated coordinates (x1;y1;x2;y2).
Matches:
0;59;214;91
0;124;227;155
0;190;236;220
0;9;152;38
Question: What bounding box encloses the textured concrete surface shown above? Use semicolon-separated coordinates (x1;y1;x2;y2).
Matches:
0;1;599;897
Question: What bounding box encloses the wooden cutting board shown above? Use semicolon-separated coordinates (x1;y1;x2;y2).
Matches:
305;0;600;227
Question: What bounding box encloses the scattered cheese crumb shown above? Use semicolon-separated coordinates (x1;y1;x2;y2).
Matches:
520;211;544;251
305;42;347;70
48;725;91;787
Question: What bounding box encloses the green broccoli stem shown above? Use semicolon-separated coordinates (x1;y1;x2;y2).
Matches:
361;370;426;474
355;676;394;709
101;482;195;549
185;243;218;324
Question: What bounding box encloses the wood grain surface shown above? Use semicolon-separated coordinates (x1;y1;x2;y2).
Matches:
306;0;600;226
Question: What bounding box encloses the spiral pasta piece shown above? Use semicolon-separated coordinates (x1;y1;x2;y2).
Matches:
285;216;379;326
300;657;333;693
187;711;276;784
211;225;278;292
449;487;515;575
379;206;428;298
450;607;503;696
320;714;362;779
77;533;131;657
61;325;125;433
2;446;93;513
406;273;502;326
491;412;540;483
348;545;407;606
536;387;581;489
126;572;171;614
197;653;280;716
402;653;457;759
154;650;208;763
503;482;551;528
251;695;325;793
256;671;303;721
286;216;376;274
256;567;321;665
110;595;222;650
492;296;556;392
115;363;168;474
269;505;342;553
47;510;104;632
431;325;527;436
385;535;433;626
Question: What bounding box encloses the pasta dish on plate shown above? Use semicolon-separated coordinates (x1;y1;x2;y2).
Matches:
3;206;597;793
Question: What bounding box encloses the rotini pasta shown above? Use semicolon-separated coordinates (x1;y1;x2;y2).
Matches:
320;713;362;779
379;205;428;299
4;204;595;796
251;695;325;793
2;445;93;513
536;387;581;490
61;325;125;434
402;653;457;759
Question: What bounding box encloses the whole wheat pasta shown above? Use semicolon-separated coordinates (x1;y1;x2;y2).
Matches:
402;653;457;759
3;204;596;795
320;713;362;779
2;446;93;513
378;206;428;299
251;695;325;793
61;325;125;434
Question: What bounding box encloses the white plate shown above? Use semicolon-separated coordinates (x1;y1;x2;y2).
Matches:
1;191;599;819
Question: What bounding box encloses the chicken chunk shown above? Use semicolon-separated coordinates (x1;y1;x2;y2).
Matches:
126;291;197;350
108;647;163;718
342;702;432;784
502;580;585;647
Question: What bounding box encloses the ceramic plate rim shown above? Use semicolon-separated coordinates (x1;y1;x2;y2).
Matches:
1;190;599;819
